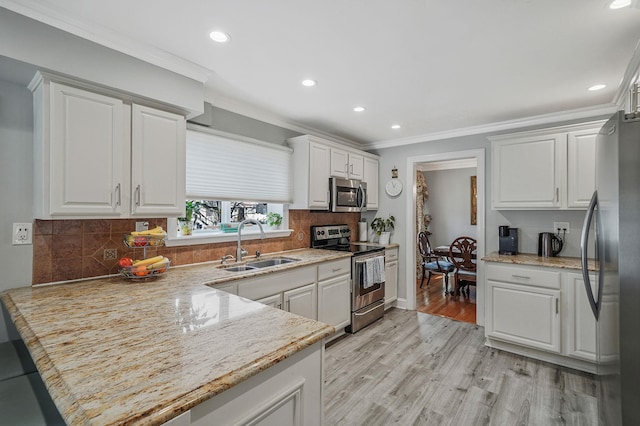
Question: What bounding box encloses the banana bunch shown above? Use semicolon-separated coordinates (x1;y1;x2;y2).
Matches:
130;226;167;236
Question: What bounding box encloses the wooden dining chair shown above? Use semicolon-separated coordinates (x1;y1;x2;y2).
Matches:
417;231;455;293
449;236;477;296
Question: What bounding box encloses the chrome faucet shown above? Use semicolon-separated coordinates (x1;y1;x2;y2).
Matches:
237;219;265;262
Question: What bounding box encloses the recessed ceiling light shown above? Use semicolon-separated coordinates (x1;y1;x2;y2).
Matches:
209;31;230;43
353;106;366;112
391;124;401;129
588;84;607;91
301;79;317;87
609;0;631;9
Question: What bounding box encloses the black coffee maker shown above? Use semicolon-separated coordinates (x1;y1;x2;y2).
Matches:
499;226;518;255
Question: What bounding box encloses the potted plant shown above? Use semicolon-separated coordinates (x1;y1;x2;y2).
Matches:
178;201;196;236
371;215;395;245
266;212;283;229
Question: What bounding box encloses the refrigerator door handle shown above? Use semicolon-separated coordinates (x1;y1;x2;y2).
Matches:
580;191;600;319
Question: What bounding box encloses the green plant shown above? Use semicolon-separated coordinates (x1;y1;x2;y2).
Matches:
371;215;395;236
267;212;283;227
179;201;197;222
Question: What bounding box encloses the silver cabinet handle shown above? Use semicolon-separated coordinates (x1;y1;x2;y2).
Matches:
556;187;559;202
511;275;531;280
135;185;141;206
556;298;559;314
115;183;121;207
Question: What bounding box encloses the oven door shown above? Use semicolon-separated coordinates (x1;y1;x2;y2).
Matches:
330;178;367;212
352;253;385;311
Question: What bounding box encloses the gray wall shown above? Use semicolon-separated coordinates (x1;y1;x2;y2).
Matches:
363;116;609;303
423;168;477;248
0;79;34;342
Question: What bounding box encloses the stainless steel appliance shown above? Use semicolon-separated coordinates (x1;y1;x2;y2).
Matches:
329;178;367;213
538;232;563;257
498;226;518;255
580;110;640;425
310;224;385;333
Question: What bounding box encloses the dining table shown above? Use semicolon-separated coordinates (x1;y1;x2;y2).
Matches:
432;245;477;294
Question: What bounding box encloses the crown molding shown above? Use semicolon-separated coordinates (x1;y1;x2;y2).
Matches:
364;103;617;150
418;158;477;172
614;37;640;110
1;0;211;83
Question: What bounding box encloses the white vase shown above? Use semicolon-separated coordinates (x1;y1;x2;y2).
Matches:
378;232;390;245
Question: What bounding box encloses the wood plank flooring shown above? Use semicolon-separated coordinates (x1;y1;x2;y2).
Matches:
324;309;597;426
417;276;476;324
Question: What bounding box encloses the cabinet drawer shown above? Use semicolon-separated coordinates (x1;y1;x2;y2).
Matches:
238;266;315;301
385;248;398;262
486;264;561;289
318;258;351;281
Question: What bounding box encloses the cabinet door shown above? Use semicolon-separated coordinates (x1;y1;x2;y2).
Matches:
348;153;364;180
492;134;563;209
284;283;317;320
363;157;379;209
131;104;186;216
308;142;331;209
385;260;398;307
567;129;597;209
49;82;125;216
318;275;351;329
564;272;596;361
256;293;283;310
487;280;561;353
330;147;349;178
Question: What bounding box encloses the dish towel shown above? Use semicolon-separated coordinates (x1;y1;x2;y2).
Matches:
363;257;386;289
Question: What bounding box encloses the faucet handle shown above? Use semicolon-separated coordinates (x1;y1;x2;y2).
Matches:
255;250;261;258
221;254;235;264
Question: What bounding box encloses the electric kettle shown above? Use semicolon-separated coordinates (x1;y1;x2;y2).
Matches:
538;232;563;257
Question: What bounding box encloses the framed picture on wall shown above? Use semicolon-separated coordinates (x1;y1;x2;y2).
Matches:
470;176;477;225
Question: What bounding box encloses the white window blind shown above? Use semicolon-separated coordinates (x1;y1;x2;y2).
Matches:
186;128;293;203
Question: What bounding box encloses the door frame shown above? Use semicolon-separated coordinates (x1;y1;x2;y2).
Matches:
404;149;486;326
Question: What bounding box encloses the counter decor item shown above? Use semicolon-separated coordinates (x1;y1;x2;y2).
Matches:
120;226;170;279
371;215;395;245
178;201;196;236
385;166;403;197
358;220;368;242
267;212;282;229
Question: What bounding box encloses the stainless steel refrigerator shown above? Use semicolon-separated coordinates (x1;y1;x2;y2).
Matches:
581;110;640;425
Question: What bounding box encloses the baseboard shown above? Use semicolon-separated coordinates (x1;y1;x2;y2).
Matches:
394;298;408;310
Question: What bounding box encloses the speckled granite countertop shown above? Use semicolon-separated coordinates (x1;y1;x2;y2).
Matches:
0;248;349;425
482;251;596;271
351;241;400;249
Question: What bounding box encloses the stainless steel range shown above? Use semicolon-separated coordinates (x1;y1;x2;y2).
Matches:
311;224;385;333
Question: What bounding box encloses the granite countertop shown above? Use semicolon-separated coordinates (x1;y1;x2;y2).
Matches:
351;241;400;249
482;251;596;271
0;248;350;425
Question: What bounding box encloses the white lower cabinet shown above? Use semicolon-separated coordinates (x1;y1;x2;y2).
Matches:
284;283;317;320
384;248;398;308
318;275;350;330
256;293;283;310
485;263;597;372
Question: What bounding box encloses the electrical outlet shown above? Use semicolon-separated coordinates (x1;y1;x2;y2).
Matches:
553;222;570;234
12;223;32;245
104;249;117;260
135;221;149;232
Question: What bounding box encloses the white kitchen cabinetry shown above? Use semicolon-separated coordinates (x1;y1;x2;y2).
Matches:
255;293;282;309
284;283;317;319
317;258;351;334
330;148;364;180
485;262;597;373
384;247;398;309
237;266;316;311
288;135;378;210
564;272;597;361
489;121;603;210
363;157;379;209
30;72;186;219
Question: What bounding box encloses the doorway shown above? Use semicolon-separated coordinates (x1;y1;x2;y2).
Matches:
404;149;486;326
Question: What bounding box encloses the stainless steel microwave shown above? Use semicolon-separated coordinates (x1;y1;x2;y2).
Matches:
330;177;367;212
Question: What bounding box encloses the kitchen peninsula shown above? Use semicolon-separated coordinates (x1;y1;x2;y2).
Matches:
1;248;349;425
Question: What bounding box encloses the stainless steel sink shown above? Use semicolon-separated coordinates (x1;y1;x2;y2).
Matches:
222;265;259;272
247;257;299;268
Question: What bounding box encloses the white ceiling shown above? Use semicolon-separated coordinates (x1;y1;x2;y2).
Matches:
3;0;640;146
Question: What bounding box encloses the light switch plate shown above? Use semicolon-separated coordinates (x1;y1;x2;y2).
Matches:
12;223;32;245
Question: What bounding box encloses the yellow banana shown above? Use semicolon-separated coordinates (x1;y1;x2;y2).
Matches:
132;255;165;267
131;226;166;236
147;257;170;270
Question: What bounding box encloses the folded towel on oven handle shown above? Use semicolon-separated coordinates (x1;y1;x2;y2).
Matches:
363;256;386;289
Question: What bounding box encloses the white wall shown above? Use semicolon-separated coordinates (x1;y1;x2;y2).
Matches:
0;79;34;342
423;168;477;248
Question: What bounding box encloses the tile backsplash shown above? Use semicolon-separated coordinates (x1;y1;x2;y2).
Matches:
33;211;361;285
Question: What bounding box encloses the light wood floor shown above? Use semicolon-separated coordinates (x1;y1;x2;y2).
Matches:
325;309;597;426
417;276;476;324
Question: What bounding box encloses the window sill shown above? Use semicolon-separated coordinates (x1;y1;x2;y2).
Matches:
165;229;293;247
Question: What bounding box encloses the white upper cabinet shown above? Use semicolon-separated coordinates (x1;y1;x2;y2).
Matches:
288;135;378;210
30;72;186;219
131;104;185;216
363;156;379;209
490;121;603;210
